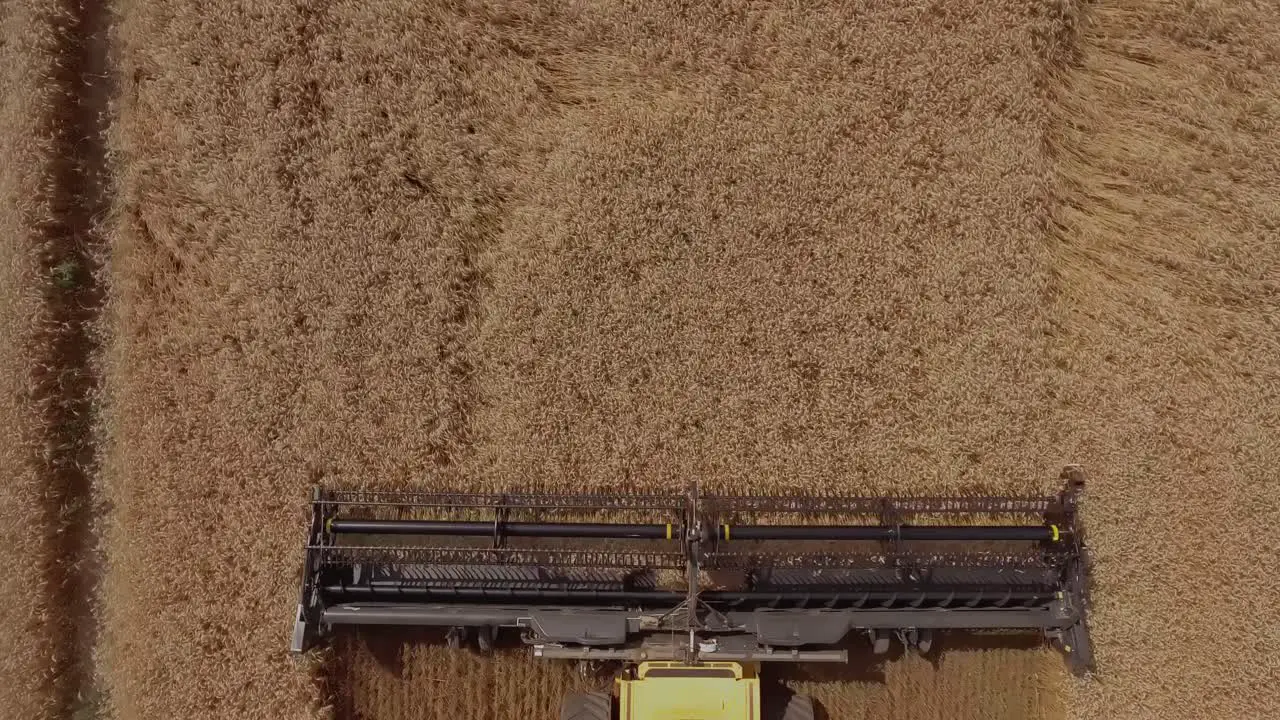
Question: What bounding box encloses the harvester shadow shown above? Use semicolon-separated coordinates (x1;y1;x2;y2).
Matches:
930;630;1047;653
346;626;1050;680
769;635;897;686
917;630;1049;671
771;630;1049;683
355;626;455;678
325;627;462;720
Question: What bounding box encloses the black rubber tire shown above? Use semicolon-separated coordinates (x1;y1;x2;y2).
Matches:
559;691;612;720
766;692;815;720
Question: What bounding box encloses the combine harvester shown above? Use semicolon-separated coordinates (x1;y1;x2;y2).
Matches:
293;466;1093;719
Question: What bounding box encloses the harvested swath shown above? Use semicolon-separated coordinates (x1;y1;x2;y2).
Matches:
328;634;1064;720
1044;1;1280;718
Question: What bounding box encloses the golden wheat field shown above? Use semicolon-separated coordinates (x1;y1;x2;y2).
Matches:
1;0;1278;719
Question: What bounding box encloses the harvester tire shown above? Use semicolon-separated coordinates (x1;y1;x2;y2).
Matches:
560;691;612;720
766;692;815;720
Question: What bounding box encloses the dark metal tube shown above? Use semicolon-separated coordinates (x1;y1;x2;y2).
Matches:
701;590;1053;604
721;525;1058;542
506;523;671;539
532;645;851;663
321;585;1054;607
323;585;677;603
328;519;673;539
330;520;492;535
328;520;1058;542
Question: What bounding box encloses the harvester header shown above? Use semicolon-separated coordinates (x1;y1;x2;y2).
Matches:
292;466;1093;674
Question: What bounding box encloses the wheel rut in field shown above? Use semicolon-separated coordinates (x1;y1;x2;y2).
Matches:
34;0;113;714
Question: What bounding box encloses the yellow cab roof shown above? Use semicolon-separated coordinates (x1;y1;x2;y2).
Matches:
620;662;758;720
